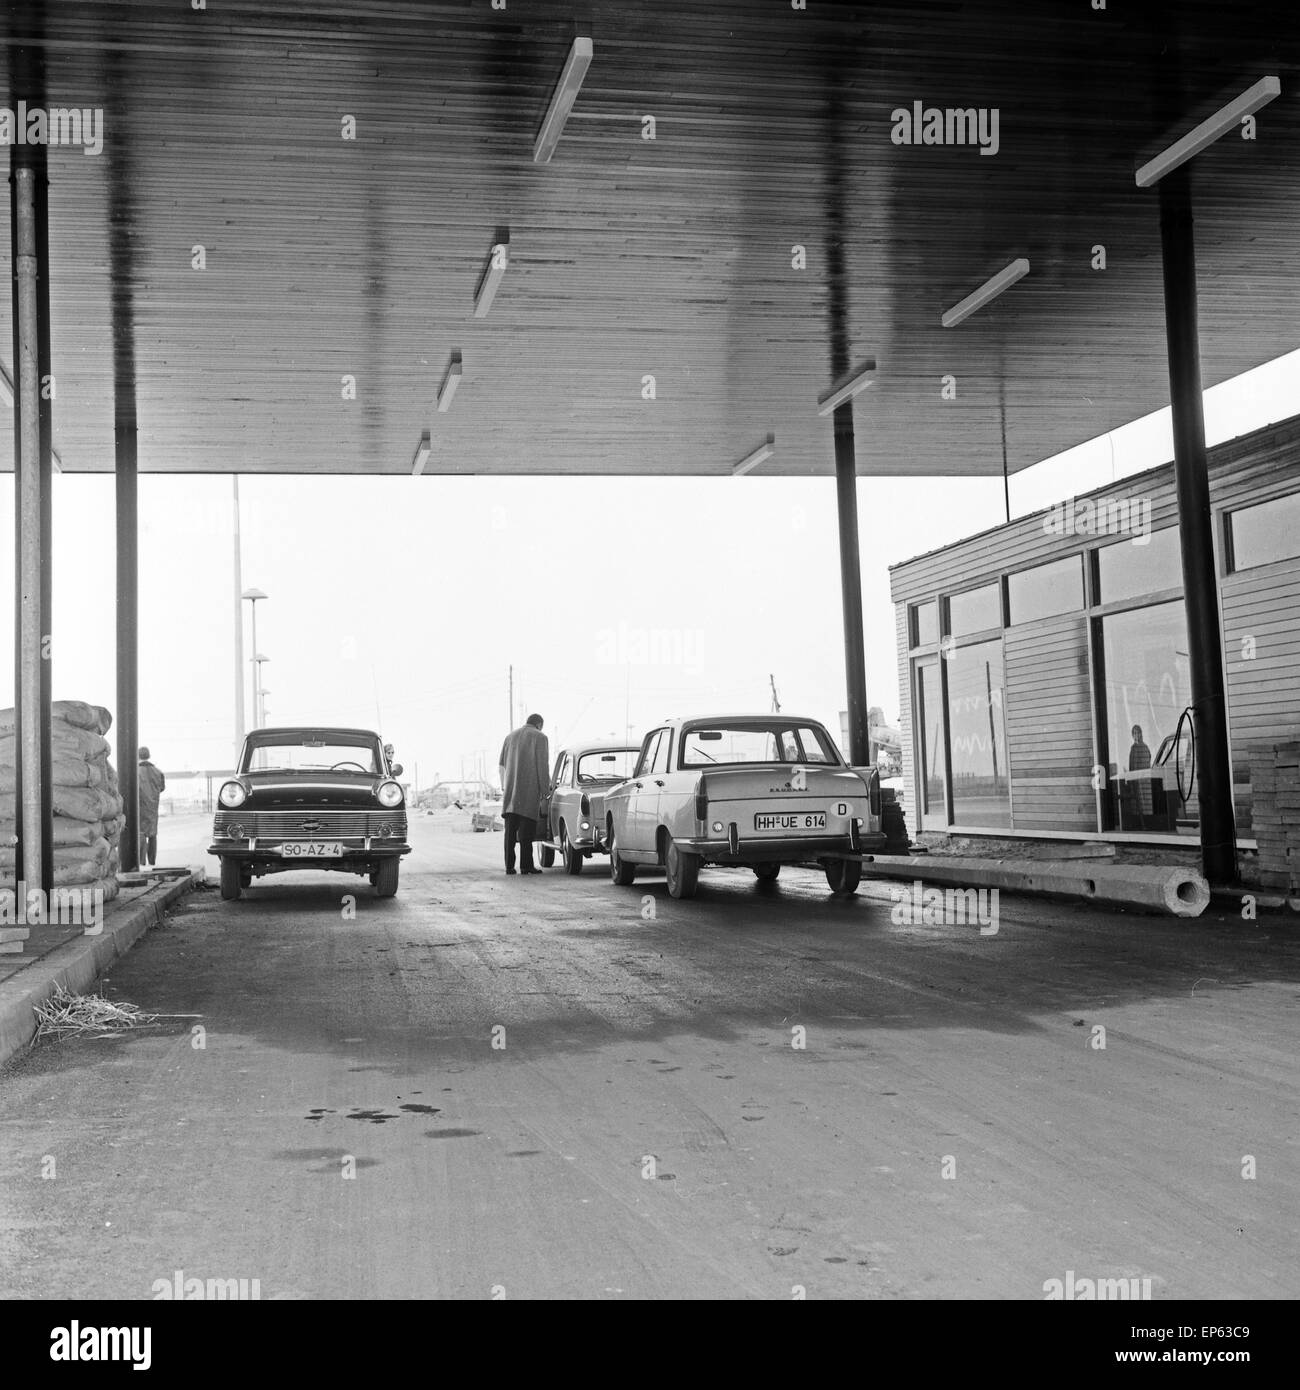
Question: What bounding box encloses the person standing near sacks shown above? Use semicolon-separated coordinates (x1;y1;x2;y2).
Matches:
498;714;550;876
137;745;166;867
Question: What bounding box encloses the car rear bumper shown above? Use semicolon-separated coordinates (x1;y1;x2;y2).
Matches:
674;832;886;863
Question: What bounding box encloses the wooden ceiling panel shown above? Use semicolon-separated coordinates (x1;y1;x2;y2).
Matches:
0;0;1297;476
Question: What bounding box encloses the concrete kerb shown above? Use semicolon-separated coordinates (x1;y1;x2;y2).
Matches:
859;853;1211;917
0;871;199;1069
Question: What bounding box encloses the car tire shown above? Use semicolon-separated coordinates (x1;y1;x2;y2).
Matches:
219;857;242;902
824;857;862;896
609;829;636;886
665;839;700;900
753;863;781;882
373;859;400;898
538;842;556;868
561;825;583;876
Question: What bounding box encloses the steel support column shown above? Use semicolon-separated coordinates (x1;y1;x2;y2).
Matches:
116;414;139;873
1158;169;1237;885
833;403;870;766
10;159;52;896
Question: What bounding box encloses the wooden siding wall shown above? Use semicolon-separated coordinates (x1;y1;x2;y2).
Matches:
1221;553;1300;776
889;413;1300;836
1004;615;1095;829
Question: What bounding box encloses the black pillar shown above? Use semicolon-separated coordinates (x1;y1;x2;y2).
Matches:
824;76;870;769
833;404;870;765
1157;169;1237;884
35;144;53;893
116;416;139;873
10;156;53;898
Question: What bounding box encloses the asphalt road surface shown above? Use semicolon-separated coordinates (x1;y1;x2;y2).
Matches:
2;815;1297;1300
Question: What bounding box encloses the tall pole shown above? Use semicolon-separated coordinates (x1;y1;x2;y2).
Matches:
249;599;259;731
1158;169;1237;885
12;159;49;892
233;478;244;756
824;74;870;768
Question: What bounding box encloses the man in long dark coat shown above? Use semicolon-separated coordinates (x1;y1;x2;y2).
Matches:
498;714;550;875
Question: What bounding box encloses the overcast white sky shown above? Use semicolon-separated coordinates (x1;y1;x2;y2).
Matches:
1;346;1298;789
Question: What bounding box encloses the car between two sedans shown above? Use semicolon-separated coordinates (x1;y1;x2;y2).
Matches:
604;715;886;899
210;726;411;901
537;743;640;874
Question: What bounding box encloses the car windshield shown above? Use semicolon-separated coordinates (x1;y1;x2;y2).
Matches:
244;738;381;774
679;723;840;768
576;749;639;783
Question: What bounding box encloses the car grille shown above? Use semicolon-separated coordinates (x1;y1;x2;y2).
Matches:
213;810;406;839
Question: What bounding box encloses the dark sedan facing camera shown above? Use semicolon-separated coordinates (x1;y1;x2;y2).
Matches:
210;726;410;901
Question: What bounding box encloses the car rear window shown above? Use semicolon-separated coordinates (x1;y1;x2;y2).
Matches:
679;724;838;768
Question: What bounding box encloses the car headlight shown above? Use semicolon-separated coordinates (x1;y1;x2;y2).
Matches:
376;781;403;808
219;780;247;808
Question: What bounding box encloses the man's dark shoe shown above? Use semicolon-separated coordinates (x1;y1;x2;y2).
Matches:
505;867;517;875
521;867;542;875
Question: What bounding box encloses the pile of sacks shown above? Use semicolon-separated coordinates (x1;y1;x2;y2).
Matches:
0;700;125;907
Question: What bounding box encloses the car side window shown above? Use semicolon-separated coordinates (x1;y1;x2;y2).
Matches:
652;729;672;775
636;730;662;778
552;753;566;787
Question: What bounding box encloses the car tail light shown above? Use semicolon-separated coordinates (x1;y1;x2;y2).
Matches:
868;767;881;817
219;780;247;808
377;780;403;808
694;776;708;822
580;793;591;816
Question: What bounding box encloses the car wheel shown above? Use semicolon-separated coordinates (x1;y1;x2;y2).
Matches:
753;863;780;882
609;829;636;886
665;839;700;900
373;859;400;898
561;824;583;876
538;842;556;868
219;857;242;902
824;857;862;896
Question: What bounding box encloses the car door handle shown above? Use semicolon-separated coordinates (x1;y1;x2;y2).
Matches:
633;781;643;790
654;779;665;787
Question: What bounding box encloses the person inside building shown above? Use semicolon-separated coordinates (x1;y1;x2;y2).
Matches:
498;714;550;876
137;745;166;867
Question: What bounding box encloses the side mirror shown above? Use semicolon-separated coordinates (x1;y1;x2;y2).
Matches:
391;763;404;777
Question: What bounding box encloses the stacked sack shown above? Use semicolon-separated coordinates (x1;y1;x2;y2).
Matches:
0;700;125;908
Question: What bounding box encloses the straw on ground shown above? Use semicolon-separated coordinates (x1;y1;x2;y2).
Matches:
34;984;160;1040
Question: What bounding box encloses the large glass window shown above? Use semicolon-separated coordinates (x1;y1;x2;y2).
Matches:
946;640;1010;827
1099;601;1196;835
1228;491;1300;571
1007;555;1083;625
915;659;946;828
948;583;1002;637
911;600;938;647
1097;527;1182;604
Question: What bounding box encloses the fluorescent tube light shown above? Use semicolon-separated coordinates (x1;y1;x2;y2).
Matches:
1135;76;1281;188
437;353;462;413
941;259;1030;328
533;35;594;163
817;359;877;416
474;238;509;318
732;434;775;476
411;431;431;476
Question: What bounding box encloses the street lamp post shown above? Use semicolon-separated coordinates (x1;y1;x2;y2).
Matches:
242;588;268;729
